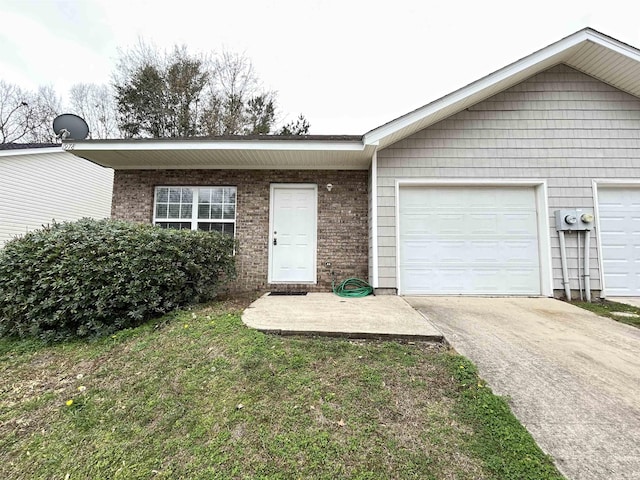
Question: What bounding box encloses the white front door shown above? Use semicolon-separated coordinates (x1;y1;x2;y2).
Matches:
598;187;640;296
269;184;317;283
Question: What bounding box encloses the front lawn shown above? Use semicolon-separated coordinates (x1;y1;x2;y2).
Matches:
0;300;563;479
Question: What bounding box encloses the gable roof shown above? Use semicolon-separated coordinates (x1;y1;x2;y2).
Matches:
364;28;640;148
64;27;640;169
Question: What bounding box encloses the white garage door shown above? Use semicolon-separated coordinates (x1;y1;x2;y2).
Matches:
399;186;541;295
598;187;640;296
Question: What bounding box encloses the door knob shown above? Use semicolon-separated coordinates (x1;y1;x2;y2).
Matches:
273;238;277;246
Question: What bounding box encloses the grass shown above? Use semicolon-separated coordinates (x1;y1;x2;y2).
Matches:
0;299;563;480
573;299;640;328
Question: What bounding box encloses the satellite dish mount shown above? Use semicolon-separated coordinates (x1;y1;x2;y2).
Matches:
53;114;89;140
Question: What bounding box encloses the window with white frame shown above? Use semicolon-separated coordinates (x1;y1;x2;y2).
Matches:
154;186;236;236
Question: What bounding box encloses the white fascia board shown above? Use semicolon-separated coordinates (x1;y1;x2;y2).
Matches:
364;28;640;147
585;29;640;61
0;147;64;157
66;139;367;153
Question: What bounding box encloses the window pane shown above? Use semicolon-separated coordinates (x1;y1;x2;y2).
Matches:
223;223;235;236
198;188;211;203
169;188;181;202
198;222;235;236
198;204;210;219
157;187;169;203
180;204;192;219
181;188;193;203
211;204;222;219
223;204;235;219
197;222;216;232
168;204;180;218
224;188;236;204
157;222;191;230
156;203;168;218
211;188;223;203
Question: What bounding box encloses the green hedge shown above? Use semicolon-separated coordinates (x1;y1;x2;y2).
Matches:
0;219;236;341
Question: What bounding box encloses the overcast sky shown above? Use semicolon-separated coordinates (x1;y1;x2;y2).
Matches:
1;0;639;134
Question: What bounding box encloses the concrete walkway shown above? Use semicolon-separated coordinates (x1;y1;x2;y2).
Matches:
242;293;443;341
406;296;640;480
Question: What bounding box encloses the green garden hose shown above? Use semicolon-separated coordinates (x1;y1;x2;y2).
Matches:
332;277;374;298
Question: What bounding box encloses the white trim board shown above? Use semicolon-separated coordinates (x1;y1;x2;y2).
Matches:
371;150;379;288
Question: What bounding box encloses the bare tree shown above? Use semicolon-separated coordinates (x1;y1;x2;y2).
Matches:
202;51;276;135
0;81;61;143
113;42;286;137
69;83;119;138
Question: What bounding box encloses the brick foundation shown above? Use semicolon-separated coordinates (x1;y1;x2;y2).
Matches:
111;169;369;293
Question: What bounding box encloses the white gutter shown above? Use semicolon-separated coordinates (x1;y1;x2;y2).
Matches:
0;147;64;157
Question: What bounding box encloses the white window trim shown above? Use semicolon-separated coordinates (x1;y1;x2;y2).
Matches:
153;186;237;236
592;179;640;299
394;178;553;297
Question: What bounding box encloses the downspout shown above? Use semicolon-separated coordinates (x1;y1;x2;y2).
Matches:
558;230;571;301
371;149;379;289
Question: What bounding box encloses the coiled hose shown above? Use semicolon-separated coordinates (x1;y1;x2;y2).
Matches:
332;277;374;298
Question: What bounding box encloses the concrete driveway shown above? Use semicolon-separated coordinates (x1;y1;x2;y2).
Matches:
405;297;640;480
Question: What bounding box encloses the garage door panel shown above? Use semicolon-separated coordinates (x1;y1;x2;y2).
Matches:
401;238;538;265
399;186;541;295
401;266;540;295
598;187;640;296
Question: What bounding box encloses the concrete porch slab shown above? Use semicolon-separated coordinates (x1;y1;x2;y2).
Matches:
242;293;443;341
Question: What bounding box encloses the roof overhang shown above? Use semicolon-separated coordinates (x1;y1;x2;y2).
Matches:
64;137;375;170
364;28;640;148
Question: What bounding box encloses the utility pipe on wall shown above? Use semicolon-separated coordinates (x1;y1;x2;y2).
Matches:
584;230;591;302
577;231;583;301
558;230;571;301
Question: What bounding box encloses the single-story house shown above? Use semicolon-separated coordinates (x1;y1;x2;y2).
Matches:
0;144;114;245
63;28;640;299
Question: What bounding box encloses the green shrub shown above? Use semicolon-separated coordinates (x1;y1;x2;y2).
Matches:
0;219;236;341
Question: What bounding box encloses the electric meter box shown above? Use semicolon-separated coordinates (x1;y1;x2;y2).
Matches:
555;209;594;231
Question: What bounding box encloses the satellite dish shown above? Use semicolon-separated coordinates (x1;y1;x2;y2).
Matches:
53;114;89;140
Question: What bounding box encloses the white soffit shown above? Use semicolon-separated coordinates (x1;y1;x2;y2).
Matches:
365;28;640;149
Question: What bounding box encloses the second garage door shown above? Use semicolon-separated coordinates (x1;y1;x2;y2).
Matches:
598;187;640;296
399;186;541;295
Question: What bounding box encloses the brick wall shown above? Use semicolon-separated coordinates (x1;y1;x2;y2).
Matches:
111;169;369;292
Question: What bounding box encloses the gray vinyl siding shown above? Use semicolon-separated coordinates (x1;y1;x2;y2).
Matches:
376;64;640;293
0;150;113;245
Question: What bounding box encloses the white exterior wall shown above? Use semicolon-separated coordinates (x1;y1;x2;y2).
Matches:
376;65;640;294
0;149;114;245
